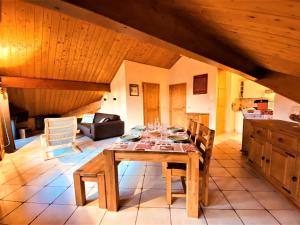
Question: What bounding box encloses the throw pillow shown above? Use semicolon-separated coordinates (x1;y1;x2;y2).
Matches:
81;114;95;123
98;118;111;123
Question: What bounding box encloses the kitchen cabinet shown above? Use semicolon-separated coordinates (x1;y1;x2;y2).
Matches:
243;119;300;207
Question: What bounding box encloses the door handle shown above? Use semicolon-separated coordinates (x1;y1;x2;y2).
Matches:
266;159;270;163
261;156;265;160
291;176;298;182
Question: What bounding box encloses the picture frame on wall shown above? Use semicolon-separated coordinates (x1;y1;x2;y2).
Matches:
193;74;208;94
129;84;139;96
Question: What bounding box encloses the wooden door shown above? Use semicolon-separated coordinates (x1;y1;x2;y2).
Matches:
266;146;297;195
143;83;160;125
169;83;186;127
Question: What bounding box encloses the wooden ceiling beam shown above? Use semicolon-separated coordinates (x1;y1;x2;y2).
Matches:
0;76;110;92
25;0;269;80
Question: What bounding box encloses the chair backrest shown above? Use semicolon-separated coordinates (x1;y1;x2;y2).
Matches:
195;125;215;173
186;119;193;136
44;117;77;146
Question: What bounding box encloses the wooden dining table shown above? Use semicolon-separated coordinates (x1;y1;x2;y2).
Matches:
102;131;201;218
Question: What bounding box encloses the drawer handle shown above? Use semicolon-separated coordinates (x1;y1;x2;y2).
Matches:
291;176;298;182
285;152;295;158
282;186;291;194
278;138;284;143
256;130;261;134
266;159;270;163
261;156;265;160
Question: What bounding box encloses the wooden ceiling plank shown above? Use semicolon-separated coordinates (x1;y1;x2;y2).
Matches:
27;0;264;79
0;76;110;92
33;5;43;78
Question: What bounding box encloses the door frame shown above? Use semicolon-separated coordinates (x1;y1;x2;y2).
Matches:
169;83;187;126
142;82;161;125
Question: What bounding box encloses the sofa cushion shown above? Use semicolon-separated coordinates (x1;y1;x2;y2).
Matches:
81;114;95;123
94;113;120;123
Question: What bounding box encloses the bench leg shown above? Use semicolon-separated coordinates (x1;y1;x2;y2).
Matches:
73;173;86;206
98;174;107;208
166;169;172;205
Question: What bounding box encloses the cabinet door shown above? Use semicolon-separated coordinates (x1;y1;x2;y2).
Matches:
248;138;265;172
266;146;296;195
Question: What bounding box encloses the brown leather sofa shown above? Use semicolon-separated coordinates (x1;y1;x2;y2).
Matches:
78;113;124;141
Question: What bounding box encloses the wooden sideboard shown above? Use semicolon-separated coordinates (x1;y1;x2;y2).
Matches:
242;119;300;207
186;113;209;127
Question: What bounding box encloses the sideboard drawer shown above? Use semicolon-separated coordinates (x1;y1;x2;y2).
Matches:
271;131;298;152
253;127;267;140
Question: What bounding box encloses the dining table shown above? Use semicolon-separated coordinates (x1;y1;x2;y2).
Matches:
102;128;201;218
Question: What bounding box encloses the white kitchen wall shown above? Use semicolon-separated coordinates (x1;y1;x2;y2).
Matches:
273;94;299;122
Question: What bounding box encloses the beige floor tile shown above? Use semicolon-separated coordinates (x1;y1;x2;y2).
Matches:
236;210;280;225
212;153;232;160
210;160;222;168
143;175;167;189
203;209;243;225
119;175;144;189
0;184;22;198
251;192;296;210
5;172;40;185
202;190;231;209
217;160;241;168
237;178;274;192
145;166;163;176
223;191;263;209
65;206;106;225
140;189;169;208
119;188;141;207
208;178;219;191
171;208;207;225
100;207;138;225
53;186;79;205
213;177;245;191
226;168;256;178
31;204;76;225
209;167;232;177
269;210;300;225
27;186;67;204
1;203;48;224
170;197;186;208
27;170;62;186
48;174;73;187
0;200;22;219
124;164;146;176
4;185;42;202
136;207;171;225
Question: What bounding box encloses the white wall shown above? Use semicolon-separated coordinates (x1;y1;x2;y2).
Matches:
124;60;169;130
168;57;218;129
273;94;299;122
99;62;128;124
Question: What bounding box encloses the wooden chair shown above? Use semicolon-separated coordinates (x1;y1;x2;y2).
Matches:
166;124;215;206
73;153;106;208
41;117;80;160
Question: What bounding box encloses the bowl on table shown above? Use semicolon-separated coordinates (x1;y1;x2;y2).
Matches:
120;134;141;142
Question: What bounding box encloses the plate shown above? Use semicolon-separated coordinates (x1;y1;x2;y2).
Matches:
168;135;190;143
167;127;184;133
120;134;141;142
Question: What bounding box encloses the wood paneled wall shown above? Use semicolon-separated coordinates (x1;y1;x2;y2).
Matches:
7;88;104;116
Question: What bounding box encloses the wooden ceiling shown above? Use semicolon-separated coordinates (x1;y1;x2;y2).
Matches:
169;0;300;77
0;0;180;116
46;0;299;102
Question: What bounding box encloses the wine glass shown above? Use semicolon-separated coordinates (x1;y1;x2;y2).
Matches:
289;106;300;128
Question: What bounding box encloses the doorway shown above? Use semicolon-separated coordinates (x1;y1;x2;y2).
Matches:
169;83;186;127
143;82;160;125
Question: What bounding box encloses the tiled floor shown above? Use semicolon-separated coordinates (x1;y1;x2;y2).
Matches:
0;133;299;225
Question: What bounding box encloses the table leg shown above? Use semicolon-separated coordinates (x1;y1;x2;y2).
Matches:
186;152;200;217
103;150;119;211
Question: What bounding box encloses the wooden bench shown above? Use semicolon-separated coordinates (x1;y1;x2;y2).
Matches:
73;153;106;208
